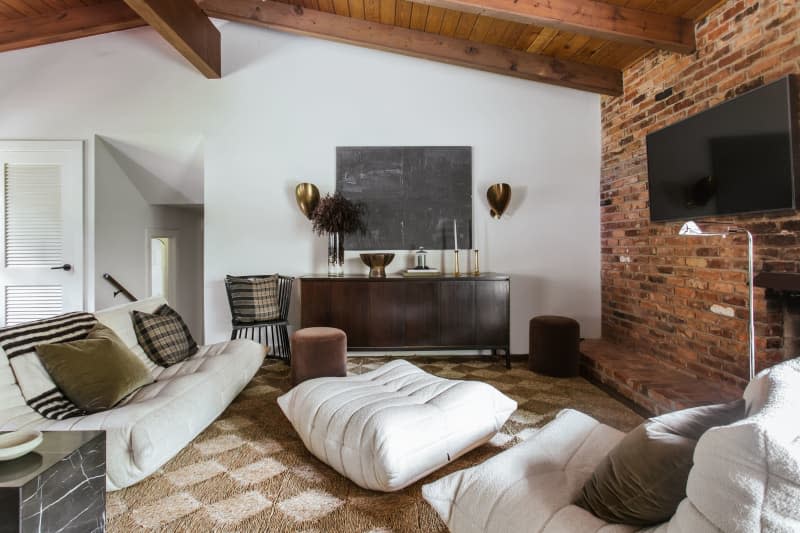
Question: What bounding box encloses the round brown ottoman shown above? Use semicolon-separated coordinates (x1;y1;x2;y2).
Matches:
528;316;580;377
290;327;348;386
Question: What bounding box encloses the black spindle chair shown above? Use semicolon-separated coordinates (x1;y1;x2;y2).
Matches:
224;274;294;363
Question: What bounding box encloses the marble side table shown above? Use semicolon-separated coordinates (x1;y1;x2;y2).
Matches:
0;431;106;533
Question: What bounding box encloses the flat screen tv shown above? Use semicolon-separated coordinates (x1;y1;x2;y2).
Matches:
646;76;798;222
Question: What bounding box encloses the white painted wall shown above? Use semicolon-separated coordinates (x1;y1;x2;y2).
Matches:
95;137;204;338
99;134;204;205
0;21;600;352
207;24;602;352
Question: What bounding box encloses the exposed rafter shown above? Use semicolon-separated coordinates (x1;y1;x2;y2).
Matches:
197;0;622;95
123;0;221;78
410;0;696;53
0;1;144;53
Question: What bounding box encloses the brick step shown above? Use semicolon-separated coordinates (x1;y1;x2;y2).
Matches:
580;339;741;416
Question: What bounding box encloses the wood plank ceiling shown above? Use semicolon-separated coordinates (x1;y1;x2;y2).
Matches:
0;0;725;94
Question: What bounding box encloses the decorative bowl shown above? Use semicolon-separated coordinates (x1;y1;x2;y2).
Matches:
0;430;43;461
360;253;395;277
487;183;512;219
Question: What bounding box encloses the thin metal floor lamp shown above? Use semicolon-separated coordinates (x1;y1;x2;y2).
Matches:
679;220;755;381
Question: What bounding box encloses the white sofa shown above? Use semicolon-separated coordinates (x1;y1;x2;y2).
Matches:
0;297;266;491
423;357;800;532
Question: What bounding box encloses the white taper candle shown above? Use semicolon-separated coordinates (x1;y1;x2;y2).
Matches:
453;219;458;250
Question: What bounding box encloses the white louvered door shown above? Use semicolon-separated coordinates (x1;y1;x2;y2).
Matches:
0;141;83;326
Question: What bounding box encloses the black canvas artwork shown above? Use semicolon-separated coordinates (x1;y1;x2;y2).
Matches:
336;146;472;250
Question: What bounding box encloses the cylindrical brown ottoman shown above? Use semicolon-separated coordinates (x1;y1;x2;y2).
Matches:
290;327;348;386
528;316;580;377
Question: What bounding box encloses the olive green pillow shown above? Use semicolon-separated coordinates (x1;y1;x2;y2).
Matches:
35;323;154;413
575;399;746;526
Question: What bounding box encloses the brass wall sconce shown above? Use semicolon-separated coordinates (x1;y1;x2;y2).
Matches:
295;182;320;219
487;183;511;219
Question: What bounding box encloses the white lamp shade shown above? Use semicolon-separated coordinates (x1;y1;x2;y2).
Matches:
679;220;728;237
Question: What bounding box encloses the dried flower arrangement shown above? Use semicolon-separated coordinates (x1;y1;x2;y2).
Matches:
311;193;367;235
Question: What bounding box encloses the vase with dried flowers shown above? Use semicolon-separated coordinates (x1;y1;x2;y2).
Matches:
311;193;366;276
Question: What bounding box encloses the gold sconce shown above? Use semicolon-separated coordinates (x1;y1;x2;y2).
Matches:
295;182;320;219
487;183;511;219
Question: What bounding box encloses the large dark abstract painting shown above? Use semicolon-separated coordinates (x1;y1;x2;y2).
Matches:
336;146;472;250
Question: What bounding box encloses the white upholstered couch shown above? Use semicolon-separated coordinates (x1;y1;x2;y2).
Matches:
0;297;266;490
423;357;800;532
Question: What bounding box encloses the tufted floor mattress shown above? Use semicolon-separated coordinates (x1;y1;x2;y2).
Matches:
277;359;517;492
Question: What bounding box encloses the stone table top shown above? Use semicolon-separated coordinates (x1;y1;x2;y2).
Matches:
0;430;104;488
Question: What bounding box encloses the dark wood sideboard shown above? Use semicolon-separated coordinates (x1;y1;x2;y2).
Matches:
300;274;511;367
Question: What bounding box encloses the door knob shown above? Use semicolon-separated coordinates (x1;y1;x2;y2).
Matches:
50;264;72;271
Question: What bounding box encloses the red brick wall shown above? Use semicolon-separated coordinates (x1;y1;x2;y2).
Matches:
601;0;800;390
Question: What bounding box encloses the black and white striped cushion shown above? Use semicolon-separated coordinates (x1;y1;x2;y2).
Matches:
1;312;96;420
226;275;280;324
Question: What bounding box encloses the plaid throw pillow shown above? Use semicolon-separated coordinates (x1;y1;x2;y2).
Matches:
226;275;280;323
132;305;198;367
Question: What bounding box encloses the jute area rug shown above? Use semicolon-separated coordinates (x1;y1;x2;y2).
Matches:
108;357;642;532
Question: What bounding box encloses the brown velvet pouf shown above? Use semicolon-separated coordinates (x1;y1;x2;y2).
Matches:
528;316;580;377
290;327;348;386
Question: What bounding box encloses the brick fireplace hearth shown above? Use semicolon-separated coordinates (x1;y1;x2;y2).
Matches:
756;272;800;359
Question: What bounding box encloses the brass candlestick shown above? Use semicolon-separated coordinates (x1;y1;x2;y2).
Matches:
473;249;480;276
454;250;461;276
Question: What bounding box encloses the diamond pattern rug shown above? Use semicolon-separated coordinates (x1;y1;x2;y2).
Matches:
108;357;642;532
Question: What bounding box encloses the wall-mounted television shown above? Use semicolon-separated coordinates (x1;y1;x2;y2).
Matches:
646;76;798;222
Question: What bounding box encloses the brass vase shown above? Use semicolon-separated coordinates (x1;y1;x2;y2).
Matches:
487;183;511;219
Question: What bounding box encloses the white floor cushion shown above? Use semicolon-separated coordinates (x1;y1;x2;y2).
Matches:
277;359;516;492
671;358;800;533
422;409;635;533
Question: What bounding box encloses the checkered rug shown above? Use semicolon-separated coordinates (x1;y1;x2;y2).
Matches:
108;357;642;532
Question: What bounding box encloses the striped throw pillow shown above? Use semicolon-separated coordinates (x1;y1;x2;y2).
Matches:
0;312;97;420
226;275;280;323
132;305;198;367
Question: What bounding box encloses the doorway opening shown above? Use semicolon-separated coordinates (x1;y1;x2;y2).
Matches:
146;230;178;305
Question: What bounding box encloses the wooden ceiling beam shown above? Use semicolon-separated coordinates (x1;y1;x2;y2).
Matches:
197;0;622;95
122;0;221;78
0;1;145;53
409;0;696;53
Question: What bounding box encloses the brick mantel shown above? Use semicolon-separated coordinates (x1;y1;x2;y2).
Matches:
600;0;800;391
